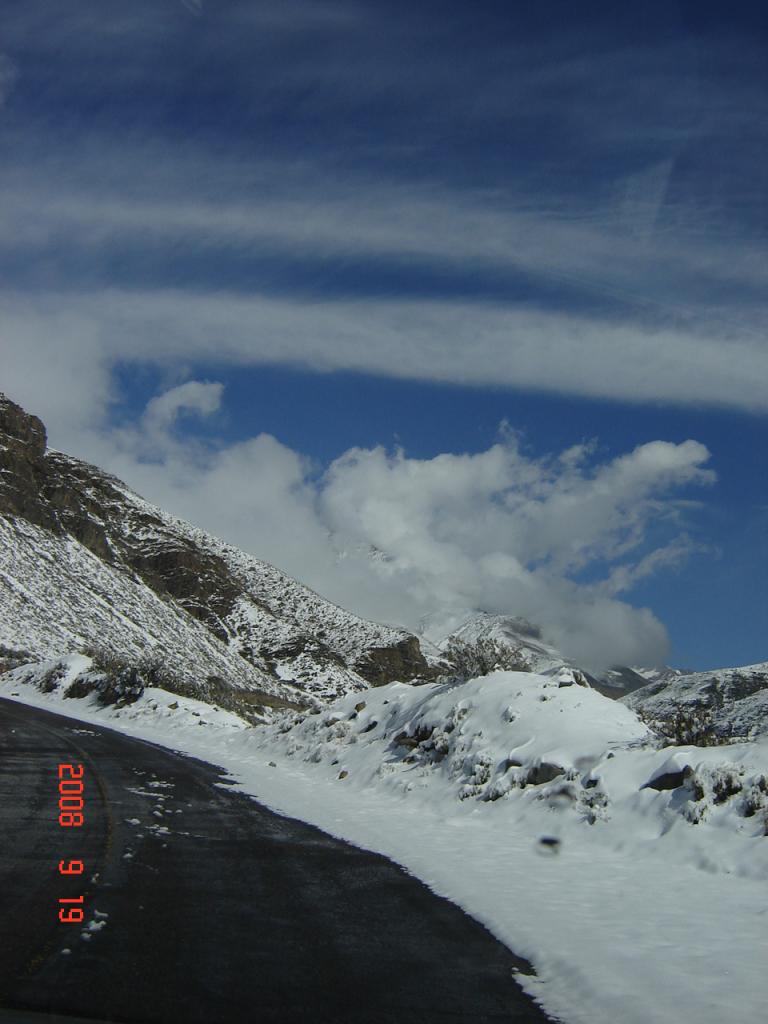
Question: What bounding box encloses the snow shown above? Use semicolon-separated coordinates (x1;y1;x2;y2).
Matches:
625;661;768;738
3;662;768;1024
0;518;277;695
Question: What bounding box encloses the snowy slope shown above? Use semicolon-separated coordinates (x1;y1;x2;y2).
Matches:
96;473;429;698
262;670;768;858
630;665;693;686
0;515;277;695
0;393;431;704
144;503;426;685
624;661;768;739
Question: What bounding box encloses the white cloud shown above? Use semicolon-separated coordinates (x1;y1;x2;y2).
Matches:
5;173;768;309
0;138;766;418
142;380;223;435
601;537;698;597
68;382;716;671
3;286;766;414
0;304;114;445
1;135;766;415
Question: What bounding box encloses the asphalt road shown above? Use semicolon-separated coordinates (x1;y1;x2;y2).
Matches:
0;697;555;1024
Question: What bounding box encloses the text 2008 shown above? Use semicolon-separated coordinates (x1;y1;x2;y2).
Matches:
57;763;85;924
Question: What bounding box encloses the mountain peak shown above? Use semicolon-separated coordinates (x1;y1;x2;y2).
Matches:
0;392;47;455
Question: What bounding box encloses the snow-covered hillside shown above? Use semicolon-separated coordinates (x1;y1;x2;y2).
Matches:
0;393;431;706
630;665;693;687
624;661;768;740
0;515;277;695
262;669;768;858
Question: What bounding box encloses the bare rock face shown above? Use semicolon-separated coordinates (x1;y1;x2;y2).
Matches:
0;395;50;529
0;395;46;454
0;393;433;702
353;637;434;686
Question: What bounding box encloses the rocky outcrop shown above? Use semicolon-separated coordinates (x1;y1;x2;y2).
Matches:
1;396;240;627
0;395;50;530
642;767;691;791
353;636;434;686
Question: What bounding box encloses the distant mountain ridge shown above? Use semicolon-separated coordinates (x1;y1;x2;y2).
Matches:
622;661;768;739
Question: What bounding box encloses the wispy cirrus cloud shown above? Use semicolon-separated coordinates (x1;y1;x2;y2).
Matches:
1;1;765;379
4;165;768;305
1;137;766;417
2;286;765;431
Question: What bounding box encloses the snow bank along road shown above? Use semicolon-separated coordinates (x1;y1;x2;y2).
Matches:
0;698;553;1024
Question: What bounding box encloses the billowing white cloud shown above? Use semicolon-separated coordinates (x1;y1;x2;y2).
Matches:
72;382;715;671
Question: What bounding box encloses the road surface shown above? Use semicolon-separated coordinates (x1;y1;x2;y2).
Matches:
0;697;555;1024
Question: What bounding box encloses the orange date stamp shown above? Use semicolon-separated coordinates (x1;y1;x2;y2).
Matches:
57;763;85;924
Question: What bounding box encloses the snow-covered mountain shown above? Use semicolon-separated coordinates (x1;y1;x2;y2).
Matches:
628;665;694;687
432;612;588;681
0;394;432;712
623;661;768;740
431;612;651;696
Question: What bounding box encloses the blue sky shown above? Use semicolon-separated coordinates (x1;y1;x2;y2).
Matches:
1;0;766;669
